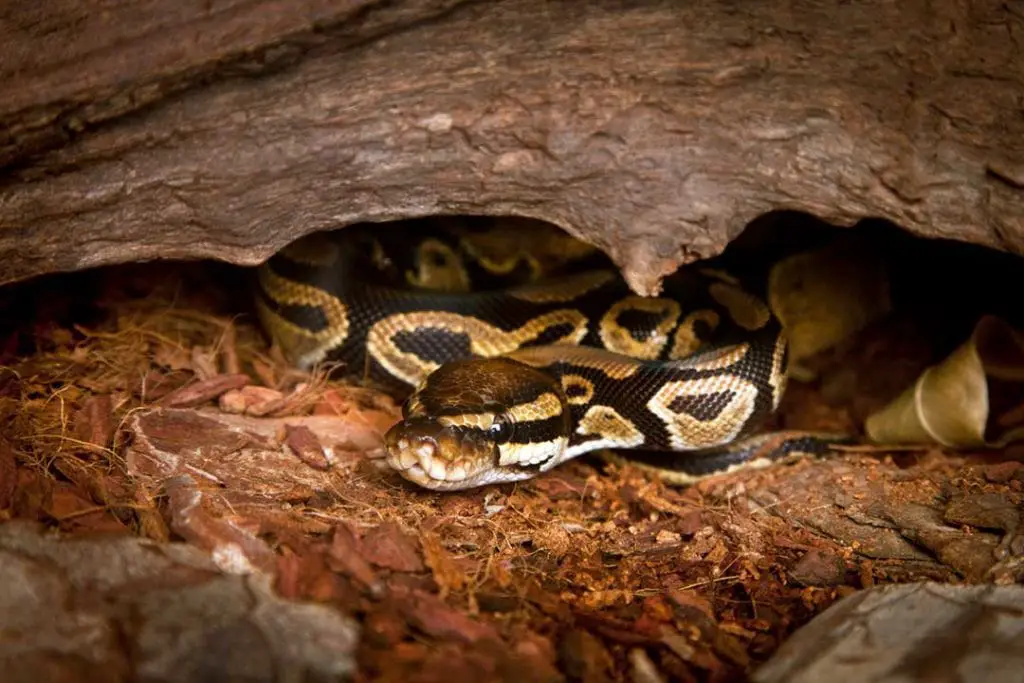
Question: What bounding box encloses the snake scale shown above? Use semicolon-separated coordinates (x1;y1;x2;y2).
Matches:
255;218;835;491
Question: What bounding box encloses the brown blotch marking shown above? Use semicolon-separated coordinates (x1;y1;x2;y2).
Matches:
599;296;681;359
647;376;759;449
670;309;720;359
254;267;349;367
407;239;470;291
666;391;735;421
575;406;644;447
560;374;595;406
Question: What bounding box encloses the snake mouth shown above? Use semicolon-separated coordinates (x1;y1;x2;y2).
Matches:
383;420;494;490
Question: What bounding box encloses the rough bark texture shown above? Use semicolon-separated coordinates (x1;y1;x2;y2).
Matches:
1;0;1022;295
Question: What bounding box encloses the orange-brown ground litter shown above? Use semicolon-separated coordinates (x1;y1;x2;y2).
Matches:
0;262;1020;683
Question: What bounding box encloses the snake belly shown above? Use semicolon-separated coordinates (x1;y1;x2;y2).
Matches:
255;224;791;490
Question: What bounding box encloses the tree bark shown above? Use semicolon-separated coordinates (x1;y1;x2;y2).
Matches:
1;0;1021;294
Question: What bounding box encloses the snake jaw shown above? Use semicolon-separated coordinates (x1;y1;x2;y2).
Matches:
384;417;503;490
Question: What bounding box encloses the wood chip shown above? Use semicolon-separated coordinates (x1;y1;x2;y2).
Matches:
160;373;250;407
73;394;114;453
219;385;286;415
391;586;500;644
0;439;15;511
362;522;425;573
327;523;383;595
163;475;277;574
283;424;330;470
421;532;466;599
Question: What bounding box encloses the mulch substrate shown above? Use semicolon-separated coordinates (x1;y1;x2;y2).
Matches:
0;261;1020;683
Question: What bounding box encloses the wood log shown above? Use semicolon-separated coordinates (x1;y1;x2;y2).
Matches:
1;0;1021;294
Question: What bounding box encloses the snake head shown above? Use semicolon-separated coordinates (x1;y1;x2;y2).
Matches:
383;357;571;490
383;416;501;489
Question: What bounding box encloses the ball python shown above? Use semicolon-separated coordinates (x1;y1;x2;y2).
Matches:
255;219;839;491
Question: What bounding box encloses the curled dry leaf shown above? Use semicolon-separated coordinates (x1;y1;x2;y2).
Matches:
768;237;892;378
866;316;1024;447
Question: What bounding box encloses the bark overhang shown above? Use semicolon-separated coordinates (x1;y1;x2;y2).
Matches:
1;0;1021;295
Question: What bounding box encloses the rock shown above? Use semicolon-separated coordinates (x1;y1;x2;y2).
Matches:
753;582;1024;683
0;521;359;683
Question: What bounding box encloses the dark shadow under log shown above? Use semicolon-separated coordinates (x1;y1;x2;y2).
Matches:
1;0;1022;294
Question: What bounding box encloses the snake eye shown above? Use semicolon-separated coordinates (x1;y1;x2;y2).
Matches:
488;413;513;442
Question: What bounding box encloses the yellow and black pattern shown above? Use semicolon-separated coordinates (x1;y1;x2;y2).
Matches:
257;222;834;491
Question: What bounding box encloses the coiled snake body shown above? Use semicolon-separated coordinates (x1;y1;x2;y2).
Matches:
256;220;824;491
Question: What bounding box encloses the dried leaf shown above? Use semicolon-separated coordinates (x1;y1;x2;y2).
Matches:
866;316;1024;447
769;237;891;375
